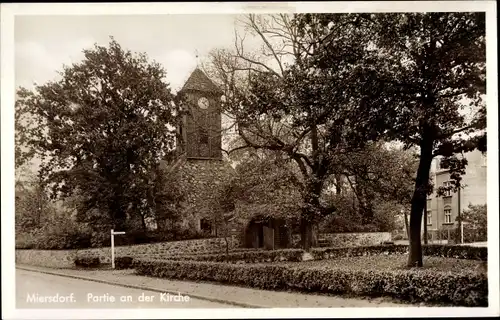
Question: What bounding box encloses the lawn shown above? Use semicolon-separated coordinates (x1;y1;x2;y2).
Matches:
280;254;487;275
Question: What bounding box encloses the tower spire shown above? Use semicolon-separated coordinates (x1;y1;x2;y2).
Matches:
195;49;200;68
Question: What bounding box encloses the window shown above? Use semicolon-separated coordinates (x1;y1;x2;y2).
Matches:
444;206;452;224
443;196;452;205
426;210;432;225
442;181;453;197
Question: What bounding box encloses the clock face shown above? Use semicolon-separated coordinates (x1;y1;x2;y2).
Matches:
198;97;209;109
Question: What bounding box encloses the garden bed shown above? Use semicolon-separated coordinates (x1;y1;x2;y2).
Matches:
163;244;487;264
133;254;487;307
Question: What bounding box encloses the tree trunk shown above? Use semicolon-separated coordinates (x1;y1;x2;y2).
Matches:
423;201;428;245
110;201;127;231
141;214;147;232
334;174;343;195
224;236;229;255
407;137;434;267
403;211;410;239
301;179;322;251
300;217;314;252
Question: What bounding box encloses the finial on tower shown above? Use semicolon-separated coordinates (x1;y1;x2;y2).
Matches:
195;49;200;67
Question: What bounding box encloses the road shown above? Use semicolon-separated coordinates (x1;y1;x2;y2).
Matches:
16;269;234;308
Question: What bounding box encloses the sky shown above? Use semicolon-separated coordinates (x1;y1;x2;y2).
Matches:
15;14;257;175
11;12;489;174
15;14;246;92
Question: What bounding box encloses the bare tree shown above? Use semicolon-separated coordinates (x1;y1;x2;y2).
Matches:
204;14;378;250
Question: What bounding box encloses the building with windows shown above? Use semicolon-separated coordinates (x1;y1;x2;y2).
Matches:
425;150;487;233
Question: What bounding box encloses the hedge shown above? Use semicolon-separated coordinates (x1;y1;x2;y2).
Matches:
115;256;134;269
315;244;486;261
421;244;487;261
172;249;304;263
133;258;488;306
167;244;487;263
74;257;100;268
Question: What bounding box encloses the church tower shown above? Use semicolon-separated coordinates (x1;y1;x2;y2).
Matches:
174;67;236;236
177;68;223;160
171;68;288;249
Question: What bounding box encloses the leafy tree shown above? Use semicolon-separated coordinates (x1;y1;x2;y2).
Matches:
15;38;182;231
230;154;303;222
15;174;51;233
208;182;238;254
15;172;94;249
367;13;486;266
150;156;185;234
319;142;418;233
330;141;419;223
206;154;303;249
297;13;485;266
458;204;487;242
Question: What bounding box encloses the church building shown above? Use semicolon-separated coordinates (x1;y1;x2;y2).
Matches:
171;67;292;249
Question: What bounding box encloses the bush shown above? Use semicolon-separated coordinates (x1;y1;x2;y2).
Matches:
15;231;37;249
115;256;134;269
74;256;100;268
173;249;304;263
16;219;93;250
134;259;488;306
460;204;487;242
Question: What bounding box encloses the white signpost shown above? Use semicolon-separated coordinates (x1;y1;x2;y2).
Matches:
111;229;126;269
461;222;468;244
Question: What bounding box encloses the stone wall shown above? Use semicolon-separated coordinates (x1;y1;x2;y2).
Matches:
16;250;80;268
16;236;241;268
292;232;392;247
176;158;236;231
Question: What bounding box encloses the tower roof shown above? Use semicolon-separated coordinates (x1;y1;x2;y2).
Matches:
180;67;222;94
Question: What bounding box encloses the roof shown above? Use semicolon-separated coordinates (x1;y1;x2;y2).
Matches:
180;67;223;94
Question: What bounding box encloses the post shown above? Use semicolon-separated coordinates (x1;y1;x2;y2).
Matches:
111;229;126;269
111;229;115;269
461;222;464;245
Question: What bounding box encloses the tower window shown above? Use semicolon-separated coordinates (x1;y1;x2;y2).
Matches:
199;128;209;144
